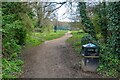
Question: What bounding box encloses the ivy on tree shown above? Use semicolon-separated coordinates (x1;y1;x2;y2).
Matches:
78;2;97;39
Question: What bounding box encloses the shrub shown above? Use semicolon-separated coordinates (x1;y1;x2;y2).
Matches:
2;3;28;78
97;45;120;77
2;20;26;58
2;58;24;78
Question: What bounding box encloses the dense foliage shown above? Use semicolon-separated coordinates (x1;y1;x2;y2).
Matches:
78;2;120;77
2;2;29;78
94;3;108;43
98;2;120;77
78;2;97;39
1;2;42;78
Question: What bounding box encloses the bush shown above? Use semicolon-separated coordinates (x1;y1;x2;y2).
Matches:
2;58;24;78
2;20;26;78
2;20;26;57
2;3;28;78
2;2;37;78
97;45;120;77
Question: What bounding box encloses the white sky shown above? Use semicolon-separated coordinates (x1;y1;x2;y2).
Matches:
54;1;76;22
51;0;72;22
57;5;71;22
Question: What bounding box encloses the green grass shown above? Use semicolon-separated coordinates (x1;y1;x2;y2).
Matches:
26;30;68;47
45;30;67;40
2;58;24;78
66;30;87;54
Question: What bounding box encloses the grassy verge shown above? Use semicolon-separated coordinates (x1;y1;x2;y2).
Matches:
44;30;68;40
26;30;68;47
66;30;87;54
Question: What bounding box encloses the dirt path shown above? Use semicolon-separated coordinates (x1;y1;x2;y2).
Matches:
21;32;100;78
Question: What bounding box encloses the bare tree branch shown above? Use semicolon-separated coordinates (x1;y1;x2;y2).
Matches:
47;2;66;13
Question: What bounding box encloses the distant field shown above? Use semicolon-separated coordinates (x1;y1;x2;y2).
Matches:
26;30;68;46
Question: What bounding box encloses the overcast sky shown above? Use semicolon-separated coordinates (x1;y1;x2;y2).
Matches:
55;1;78;22
57;4;71;22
